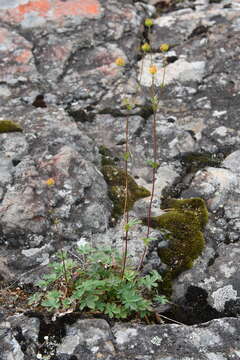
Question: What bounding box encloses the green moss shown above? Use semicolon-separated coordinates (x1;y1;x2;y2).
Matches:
179;151;222;173
161;197;208;229
0;120;23;133
99;145;118;166
102;165;150;219
145;198;208;295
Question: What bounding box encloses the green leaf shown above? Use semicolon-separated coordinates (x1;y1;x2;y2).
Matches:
36;279;50;288
95;301;105;312
153;295;168;304
28;292;42;306
142;237;157;246
123;269;137;282
122;97;134;111
79;295;99;310
42;272;60;283
120;290;143;311
41;290;61;310
77;244;93;255
124;218;142;232
123;152;131;161
105;303;128;319
62;298;74;308
56;250;68;260
139;270;162;291
146;160;159;169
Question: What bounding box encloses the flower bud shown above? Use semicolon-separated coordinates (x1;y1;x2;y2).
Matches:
46;178;55;186
144;18;153;27
141;43;151;52
115;57;126;66
160;43;170;52
149;64;157;75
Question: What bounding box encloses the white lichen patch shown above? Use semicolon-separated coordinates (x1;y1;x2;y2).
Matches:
57;335;79;354
211;126;228;137
138;55;205;87
205;352;227;360
219;263;236;278
114;328;138;345
154;15;175;28
212;110;227;118
189;329;221;347
211;285;238;311
22;244;48;257
150;336;162;346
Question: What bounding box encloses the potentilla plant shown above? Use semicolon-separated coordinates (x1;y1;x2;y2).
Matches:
29;245;167;319
28;18;169;320
115;18;169;271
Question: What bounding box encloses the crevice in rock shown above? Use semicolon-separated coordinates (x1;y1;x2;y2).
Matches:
162;285;224;325
207;252;219;267
12;159;21;167
67;108;95;123
188;25;209;39
161;147;233;203
32;94;47;108
25;312;66;358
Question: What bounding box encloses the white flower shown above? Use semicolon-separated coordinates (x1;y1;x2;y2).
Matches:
150;336;161;346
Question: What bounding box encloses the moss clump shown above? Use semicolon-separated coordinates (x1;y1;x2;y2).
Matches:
102;165;150;219
99;145;117;167
178;151;222;173
0;120;23;133
145;198;208;294
161;197;208;229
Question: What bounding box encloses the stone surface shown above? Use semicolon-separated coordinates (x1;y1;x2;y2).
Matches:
1;315;240;359
1;0;240;358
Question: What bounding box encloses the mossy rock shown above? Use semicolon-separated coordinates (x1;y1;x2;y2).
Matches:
144;198;208;294
102;165;150;219
161;197;208;229
99;145;117;166
178;151;222;173
0;120;23;133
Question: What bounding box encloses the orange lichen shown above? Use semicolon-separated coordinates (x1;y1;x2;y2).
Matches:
15;49;32;64
6;0;101;23
54;0;101;18
18;0;51;18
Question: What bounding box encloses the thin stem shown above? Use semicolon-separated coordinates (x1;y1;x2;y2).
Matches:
121;113;129;278
137;53;168;271
57;226;69;291
61;249;69;286
137;107;157;271
161;58;167;88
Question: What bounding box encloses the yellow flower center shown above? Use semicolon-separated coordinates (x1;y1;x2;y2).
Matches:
149;64;158;75
115;57;126;67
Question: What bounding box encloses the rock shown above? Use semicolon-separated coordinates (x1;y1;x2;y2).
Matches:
0;321;25;360
57;318;116;359
1;314;240;359
172;243;240;316
1;0;240;356
139;55;206;87
113;318;240;359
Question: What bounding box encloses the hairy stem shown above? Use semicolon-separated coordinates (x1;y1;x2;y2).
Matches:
138;107;157;271
138;56;168;270
121;113;129;278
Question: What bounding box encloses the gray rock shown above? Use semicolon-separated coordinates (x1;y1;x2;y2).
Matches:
0;321;25;360
57;319;116;359
1;0;240;357
172;243;240;315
